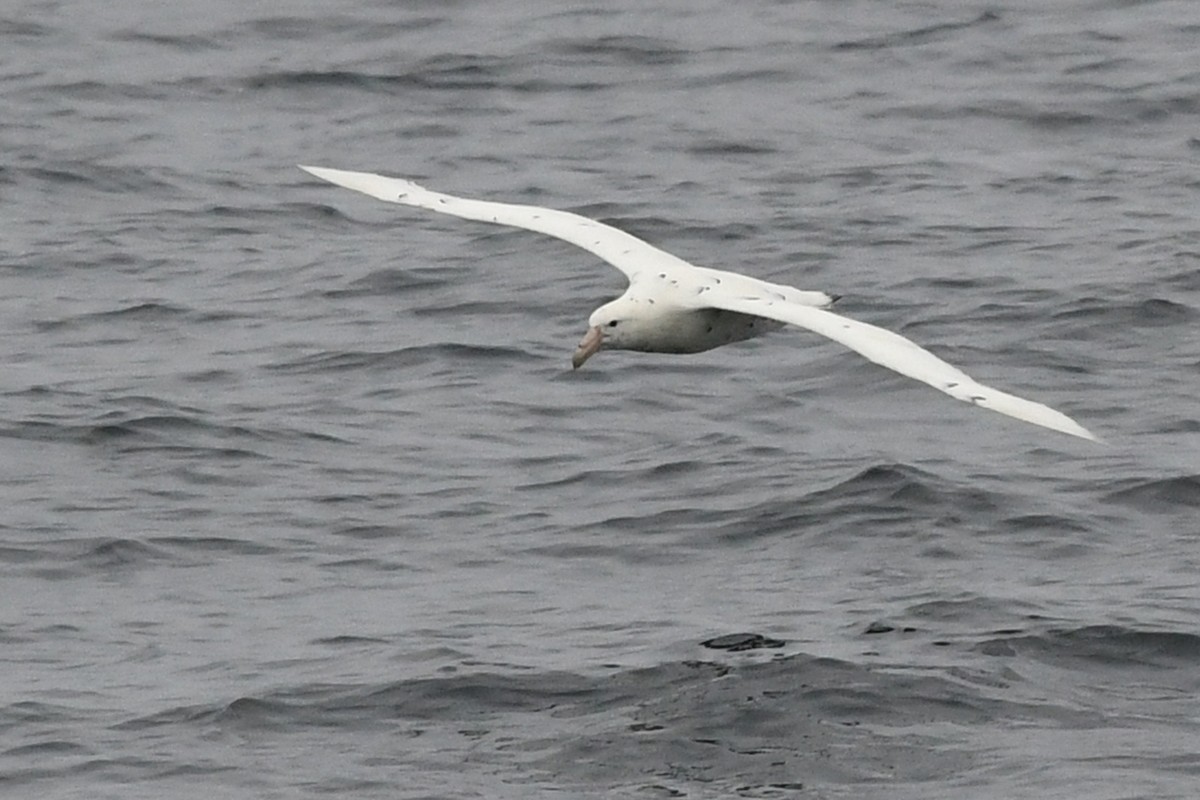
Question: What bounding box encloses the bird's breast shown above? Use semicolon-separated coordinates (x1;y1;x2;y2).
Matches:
621;307;784;354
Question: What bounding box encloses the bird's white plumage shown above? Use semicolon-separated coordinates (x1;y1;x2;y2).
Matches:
299;165;1098;442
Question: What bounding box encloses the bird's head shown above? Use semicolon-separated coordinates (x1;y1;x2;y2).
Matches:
572;296;647;368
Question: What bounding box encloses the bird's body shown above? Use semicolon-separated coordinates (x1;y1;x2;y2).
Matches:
299;165;1098;442
593;305;786;355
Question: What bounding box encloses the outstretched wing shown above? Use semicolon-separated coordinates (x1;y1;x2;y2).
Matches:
300;166;837;308
691;288;1098;441
299;165;1096;440
299;165;693;279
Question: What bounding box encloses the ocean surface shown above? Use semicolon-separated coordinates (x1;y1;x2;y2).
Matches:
3;0;1199;797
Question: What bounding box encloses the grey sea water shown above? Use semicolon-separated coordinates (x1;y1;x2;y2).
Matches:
3;0;1199;797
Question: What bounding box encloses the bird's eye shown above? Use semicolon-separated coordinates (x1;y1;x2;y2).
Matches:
608;320;619;328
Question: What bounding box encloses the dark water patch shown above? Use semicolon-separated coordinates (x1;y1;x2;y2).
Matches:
999;512;1092;535
977;625;1200;670
34;302;191;332
702;633;785;652
243;69;425;94
1156;418;1200;433
685;139;779;158
330;524;405;540
1104;91;1200;125
864;621;918;635
17;162;173;195
876;100;1099;131
237;13;434;42
178;369;240;385
245;15;344;40
681;68;796;89
108;30;221;52
539;655;985;792
677;220;762;242
1053;296;1197;327
23;537;174;574
1102;474;1200;512
266;343;528;374
738;463;1001;538
1161;259;1200;291
146;536;280;557
115;652;1145;794
556;462;1008;549
311;635;390;646
0;545;46;566
834;11;999;50
211;697;300;729
892;271;1014;292
243;52;532;94
0;405;312;457
546;35;688;66
0;18;51;37
1;740;89;758
322;267;447;298
0;702;82;727
80;414;237;446
18;79;171;103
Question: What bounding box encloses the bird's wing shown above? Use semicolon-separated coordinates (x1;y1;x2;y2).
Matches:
299;166;694;280
301;166;837;308
684;286;1097;440
300;166;1093;440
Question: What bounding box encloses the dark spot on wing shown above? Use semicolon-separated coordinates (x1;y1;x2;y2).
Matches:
945;382;959;389
970;395;987;404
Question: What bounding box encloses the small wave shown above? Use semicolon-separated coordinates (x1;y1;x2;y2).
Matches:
834;11;999;51
1052;297;1197;327
243;70;414;93
685;139;779;158
16;162;173;195
34;302;192;332
977;625;1200;668
0;18;51;37
1102;474;1200;512
321;268;448;299
108;30;221;52
1;740;89;758
546;35;688;66
244;52;519;94
20;537;174;577
266;343;529;374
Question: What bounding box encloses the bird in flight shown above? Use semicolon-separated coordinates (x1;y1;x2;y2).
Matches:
299;165;1097;441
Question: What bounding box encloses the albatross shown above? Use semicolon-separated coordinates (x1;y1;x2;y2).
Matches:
298;165;1097;442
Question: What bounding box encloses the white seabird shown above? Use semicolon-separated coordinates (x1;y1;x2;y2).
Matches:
299;165;1098;441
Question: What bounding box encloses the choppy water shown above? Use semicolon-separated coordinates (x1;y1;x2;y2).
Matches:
3;1;1199;797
